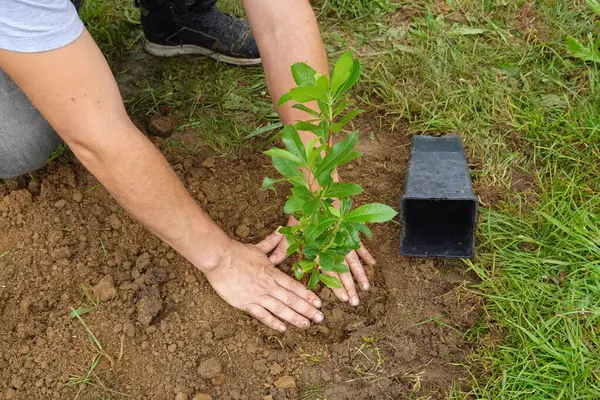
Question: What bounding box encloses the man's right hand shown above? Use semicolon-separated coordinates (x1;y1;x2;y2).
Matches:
203;231;324;332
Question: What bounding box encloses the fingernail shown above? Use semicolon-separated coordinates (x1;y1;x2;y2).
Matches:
314;313;324;323
275;226;283;235
350;296;359;307
301;321;310;328
269;255;277;263
279;325;287;333
341;294;349;302
363;283;370;291
313;299;322;308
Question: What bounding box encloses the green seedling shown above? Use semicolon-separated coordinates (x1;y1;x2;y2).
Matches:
262;52;397;289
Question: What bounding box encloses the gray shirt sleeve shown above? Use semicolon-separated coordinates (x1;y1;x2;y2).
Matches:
0;0;84;53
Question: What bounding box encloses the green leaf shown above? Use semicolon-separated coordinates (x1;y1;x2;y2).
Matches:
339;109;364;127
278;226;295;236
305;139;324;169
333;100;351;117
315;132;358;182
282;125;307;163
319;274;343;289
342;224;361;248
278;92;294;105
294;266;304;280
353;222;373;239
272;156;301;178
292;103;320;118
328;122;344;133
304;218;336;242
325;183;364;198
319;252;335;271
332;263;350;274
244;122;283;139
307;271;320;290
264;148;303;165
331;52;354;96
341;198;352;215
334;59;360;98
260;177;285;191
316;74;330;91
284;196;305;214
291;186;313;201
278;86;328;106
345;203;398;223
298;260;317;272
328;206;342;218
338;151;361;167
291;62;317;86
287;239;300;255
295;121;323;133
566;36;600;63
303;197;322;216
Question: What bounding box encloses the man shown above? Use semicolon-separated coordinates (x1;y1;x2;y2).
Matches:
0;0;376;332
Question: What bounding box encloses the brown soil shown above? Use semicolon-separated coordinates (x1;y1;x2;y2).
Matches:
0;126;479;399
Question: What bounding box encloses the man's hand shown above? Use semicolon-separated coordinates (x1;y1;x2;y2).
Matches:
267;216;376;307
204;231;325;332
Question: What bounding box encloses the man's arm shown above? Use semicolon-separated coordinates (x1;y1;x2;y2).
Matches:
242;0;328;138
242;0;377;307
0;30;323;331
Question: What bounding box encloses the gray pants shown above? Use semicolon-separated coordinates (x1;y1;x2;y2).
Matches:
0;68;63;179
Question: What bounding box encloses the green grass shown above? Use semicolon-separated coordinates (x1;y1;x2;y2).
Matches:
80;0;600;398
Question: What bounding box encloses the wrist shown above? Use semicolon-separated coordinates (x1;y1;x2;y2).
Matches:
192;228;232;274
169;209;233;274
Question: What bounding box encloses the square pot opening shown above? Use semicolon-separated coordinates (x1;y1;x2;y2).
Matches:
401;198;476;257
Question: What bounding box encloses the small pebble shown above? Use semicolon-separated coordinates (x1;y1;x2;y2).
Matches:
235;224;250;238
54;199;67;209
274;375;296;389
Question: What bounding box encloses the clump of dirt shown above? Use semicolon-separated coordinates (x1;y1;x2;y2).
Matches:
515;2;552;42
0;126;480;399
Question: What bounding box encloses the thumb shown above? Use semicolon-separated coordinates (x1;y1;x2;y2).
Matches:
254;227;284;254
268;237;290;265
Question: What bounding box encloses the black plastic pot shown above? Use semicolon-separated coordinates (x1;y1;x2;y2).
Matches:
400;135;477;258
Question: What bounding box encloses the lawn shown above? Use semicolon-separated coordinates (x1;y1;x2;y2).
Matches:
76;0;600;398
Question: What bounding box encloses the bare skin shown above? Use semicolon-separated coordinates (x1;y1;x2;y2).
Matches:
0;0;375;330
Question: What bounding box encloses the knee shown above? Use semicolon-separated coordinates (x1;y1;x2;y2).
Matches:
0;70;63;179
0;124;62;179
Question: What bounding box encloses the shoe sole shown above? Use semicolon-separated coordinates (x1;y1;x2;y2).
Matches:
144;40;262;66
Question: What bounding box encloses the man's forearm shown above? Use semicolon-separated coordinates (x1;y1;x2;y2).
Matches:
242;0;328;142
0;31;230;272
74;120;230;271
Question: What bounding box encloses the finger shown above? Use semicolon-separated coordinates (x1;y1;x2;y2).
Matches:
323;270;349;303
356;243;376;266
260;297;311;329
272;269;323;309
254;227;284;254
270;285;324;323
268;238;289;265
338;267;359;306
347;250;370;291
246;304;287;333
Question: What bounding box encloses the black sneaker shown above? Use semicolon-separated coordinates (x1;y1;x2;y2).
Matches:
139;1;261;66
